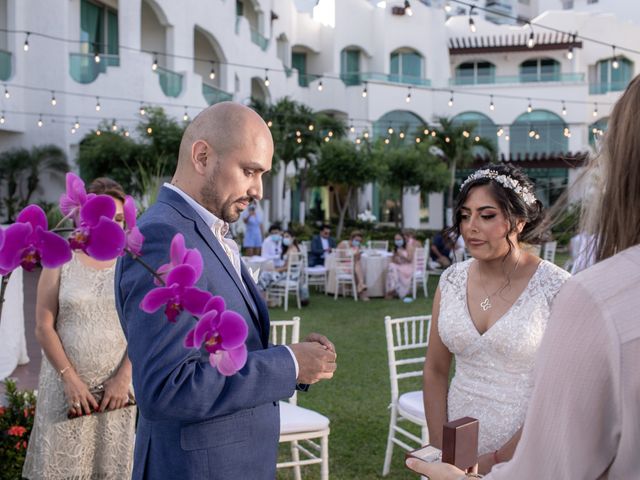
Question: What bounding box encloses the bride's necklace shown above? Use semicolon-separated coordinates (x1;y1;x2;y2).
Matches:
478;251;522;311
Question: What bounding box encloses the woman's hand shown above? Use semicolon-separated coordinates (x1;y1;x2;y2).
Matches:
100;371;132;412
405;458;465;479
62;370;99;416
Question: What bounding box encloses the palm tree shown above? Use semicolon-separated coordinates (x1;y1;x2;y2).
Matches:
423;117;497;224
0;145;69;222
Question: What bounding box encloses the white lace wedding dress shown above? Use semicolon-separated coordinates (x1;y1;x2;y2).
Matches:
23;255;136;479
438;258;569;455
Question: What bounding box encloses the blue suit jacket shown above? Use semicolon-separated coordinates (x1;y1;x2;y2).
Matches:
115;188;296;479
309;234;336;267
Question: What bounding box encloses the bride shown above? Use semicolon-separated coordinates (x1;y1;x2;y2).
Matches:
422;165;569;474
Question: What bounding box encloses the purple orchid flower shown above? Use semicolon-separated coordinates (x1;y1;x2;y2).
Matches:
0;205;72;273
59;172;90;223
184;296;248;376
140;263;212;322
154;233;203;286
68;195;126;261
123;195;144;256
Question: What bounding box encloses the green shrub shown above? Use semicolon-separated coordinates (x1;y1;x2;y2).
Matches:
0;379;36;480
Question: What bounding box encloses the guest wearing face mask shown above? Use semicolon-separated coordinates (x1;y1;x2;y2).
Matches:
257;231;305;305
385;232;415;301
261;224;284;268
337;231;369;301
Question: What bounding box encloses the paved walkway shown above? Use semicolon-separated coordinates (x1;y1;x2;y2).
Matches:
1;269;42;396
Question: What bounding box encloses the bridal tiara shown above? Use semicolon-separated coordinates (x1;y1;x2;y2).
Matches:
460;169;537;206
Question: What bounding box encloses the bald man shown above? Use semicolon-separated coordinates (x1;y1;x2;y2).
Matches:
115;103;337;479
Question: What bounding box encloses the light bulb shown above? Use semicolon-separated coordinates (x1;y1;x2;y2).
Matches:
23;33;30;52
139;105;146;116
324;137;329;142
415;137;421;143
317;80;323;91
469;17;476;33
399;132;405;139
95;98;101;111
384;138;390;144
0;113;5;124
74;118;80;129
562;102;567;116
362;85;368;98
350;125;355;133
94;52;100;63
355;138;361;144
147;127;153;135
50;94;57;106
96;130;102;136
388;127;394;135
309;124;315;131
4;87;9;99
328;131;333;137
567;47;574;60
152;56;158;71
527;31;535;48
37;117;43;127
209;63;216;80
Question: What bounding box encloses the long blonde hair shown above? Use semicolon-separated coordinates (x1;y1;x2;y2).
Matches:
582;75;640;261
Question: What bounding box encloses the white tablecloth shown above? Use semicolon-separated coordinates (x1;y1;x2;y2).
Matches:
242;256;275;275
0;268;29;380
325;251;392;297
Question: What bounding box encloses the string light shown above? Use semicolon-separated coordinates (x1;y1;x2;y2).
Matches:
152;54;158;71
23;32;30;52
496;127;504;137
209;62;216;80
404;0;413;16
296;137;302;144
415;137;421;143
324;136;330;142
4;85;9;99
528;128;536;138
328;131;334;137
95;97;101;111
295;130;301;137
363;130;370;139
566;45;574;60
423;128;429;135
94;47;100;64
562;101;567;116
384;138;390;144
50;91;57;106
505;135;510;141
267;120;273;127
355;138;361;144
406;86;412;103
124;129;130;137
527;98;532;113
612;46;619;69
489;95;495;111
362;82;368;98
593;102;598;117
388;126;394;135
431;131;436;137
349;123;355;133
0;112;5;124
474;135;480;142
139;103;146;116
308;124;315;131
445;136;450;143
37;115;43;127
462;130;470;138
74;117;80;129
147;127;153;135
264;69;270;87
444;1;452;13
96;129;101;136
448;91;454;107
183;107;189;121
70;126;76;134
111;119;118;131
527;23;536;49
317;80;323;91
399;131;405;139
468;6;476;33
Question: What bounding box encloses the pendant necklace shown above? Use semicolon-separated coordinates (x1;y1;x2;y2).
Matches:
478;250;522;311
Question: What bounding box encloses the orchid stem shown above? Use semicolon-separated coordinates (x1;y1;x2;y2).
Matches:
50;227;75;234
53;211;76;230
0;272;12;322
126;249;166;286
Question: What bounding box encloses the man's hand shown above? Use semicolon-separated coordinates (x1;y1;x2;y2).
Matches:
304;333;336;354
289;341;337;384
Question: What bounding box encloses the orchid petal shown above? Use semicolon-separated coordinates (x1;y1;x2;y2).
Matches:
16;205;48;231
35;229;72;268
154;263;171;286
193;312;216;347
212;346;248;376
125;226;144;256
85;217;126;260
181;287;212;316
60;173;87;216
203;296;226;314
218;311;248;349
80;195;116;227
169;234;187;266
140;286;174;313
123;196;137;229
183;249;204;281
183;328;196;348
166;264;197;288
0;223;32;272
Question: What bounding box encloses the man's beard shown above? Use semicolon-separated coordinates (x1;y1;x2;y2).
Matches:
200;173;247;223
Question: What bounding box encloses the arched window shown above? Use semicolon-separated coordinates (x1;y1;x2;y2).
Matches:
373;110;425;139
588;117;608;148
340;47;362;85
510;110;568;156
454;61;496;85
592;57;633;94
519;58;560;82
451;112;497;149
390;48;423;85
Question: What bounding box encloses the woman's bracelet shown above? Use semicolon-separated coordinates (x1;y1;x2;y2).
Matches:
456;474;483;479
59;365;72;376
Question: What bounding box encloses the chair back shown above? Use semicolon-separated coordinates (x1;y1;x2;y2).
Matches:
384;315;431;404
334;250;355;277
286;252;304;280
300;240;310;255
413;247;427;276
368;240;389;251
270;317;301;404
543;241;557;264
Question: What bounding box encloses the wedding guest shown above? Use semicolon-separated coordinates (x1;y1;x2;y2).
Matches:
407;73;640;480
261;223;284;268
240;199;264;256
422;165;569;474
258;231;307;305
385;232;415;301
429;228;454;269
23;178;136;479
337;230;369;301
309;224;336;267
402;228;419;262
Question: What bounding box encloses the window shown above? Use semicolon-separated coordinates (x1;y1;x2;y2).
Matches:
588;118;608;148
595;57;633;93
510;110;568;158
292;51;308;87
455;61;496;85
451;112;497;150
519;58;560;82
390;49;423;85
80;0;118;61
340;48;361;85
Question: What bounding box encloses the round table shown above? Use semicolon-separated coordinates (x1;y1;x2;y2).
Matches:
325;250;392;297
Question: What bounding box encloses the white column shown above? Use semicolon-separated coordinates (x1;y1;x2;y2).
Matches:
119;0;142;51
427;193;444;230
402;187;420;229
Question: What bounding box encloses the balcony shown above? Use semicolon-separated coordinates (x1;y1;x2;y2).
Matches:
362;72;432;87
235;16;269;51
450;72;584;86
0;49;11;81
298;73;322;88
202;82;233;105
156;66;183;97
589;80;630;95
69;53;119;84
340;72;362;86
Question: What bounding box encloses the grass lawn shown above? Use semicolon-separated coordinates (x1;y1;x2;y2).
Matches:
273;276;439;480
